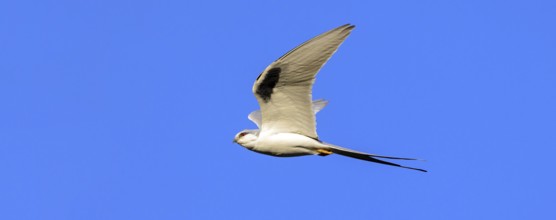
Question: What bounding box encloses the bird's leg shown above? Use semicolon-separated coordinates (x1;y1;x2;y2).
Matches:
316;148;333;156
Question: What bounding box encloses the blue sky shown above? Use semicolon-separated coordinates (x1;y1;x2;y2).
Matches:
1;0;555;219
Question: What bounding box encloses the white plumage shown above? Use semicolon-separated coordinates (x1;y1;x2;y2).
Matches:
234;24;426;172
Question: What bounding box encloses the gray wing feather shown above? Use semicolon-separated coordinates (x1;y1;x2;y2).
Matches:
253;24;354;139
248;99;329;128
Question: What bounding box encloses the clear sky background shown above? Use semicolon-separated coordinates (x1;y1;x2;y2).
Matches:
1;0;555;219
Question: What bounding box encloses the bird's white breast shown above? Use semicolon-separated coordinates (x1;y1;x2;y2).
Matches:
253;132;324;157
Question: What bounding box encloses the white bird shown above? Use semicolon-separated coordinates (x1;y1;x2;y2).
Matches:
233;24;426;172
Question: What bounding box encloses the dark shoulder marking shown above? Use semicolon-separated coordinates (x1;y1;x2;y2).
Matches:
256;67;281;102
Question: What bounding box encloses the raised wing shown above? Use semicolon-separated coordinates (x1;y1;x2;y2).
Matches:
252;24;354;139
248;99;329;128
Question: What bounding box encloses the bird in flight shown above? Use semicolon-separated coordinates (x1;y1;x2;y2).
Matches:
233;24;426;172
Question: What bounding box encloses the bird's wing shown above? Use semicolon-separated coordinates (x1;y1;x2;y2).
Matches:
248;99;329;128
247;110;263;128
311;99;329;114
253;24;354;139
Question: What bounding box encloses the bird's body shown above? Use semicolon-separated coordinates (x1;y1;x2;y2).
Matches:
253;133;325;157
234;24;426;172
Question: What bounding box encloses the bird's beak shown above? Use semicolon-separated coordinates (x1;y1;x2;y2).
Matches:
232;139;237;143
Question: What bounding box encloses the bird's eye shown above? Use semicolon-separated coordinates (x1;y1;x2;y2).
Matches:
239;132;247;137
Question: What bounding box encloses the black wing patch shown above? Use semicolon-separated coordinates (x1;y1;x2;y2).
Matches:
255;67;281;102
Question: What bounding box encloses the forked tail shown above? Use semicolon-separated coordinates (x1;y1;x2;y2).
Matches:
326;144;427;172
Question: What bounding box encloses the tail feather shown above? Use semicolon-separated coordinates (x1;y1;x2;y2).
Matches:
327;144;427;172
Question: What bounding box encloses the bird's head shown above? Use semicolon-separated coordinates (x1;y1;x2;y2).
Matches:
233;129;258;149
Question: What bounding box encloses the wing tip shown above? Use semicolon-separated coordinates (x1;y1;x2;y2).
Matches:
338;23;356;32
313;98;329;105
